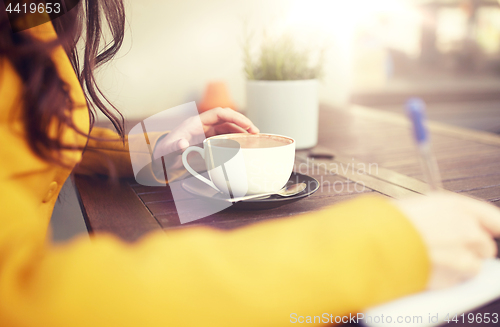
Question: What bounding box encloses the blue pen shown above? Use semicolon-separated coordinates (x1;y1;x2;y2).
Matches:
406;98;443;191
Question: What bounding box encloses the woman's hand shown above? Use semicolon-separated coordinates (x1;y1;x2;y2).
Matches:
153;107;259;166
393;192;500;290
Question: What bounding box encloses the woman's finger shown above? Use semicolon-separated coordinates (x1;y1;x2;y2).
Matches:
453;250;483;281
213;122;249;135
177;138;189;151
200;108;260;134
464;196;500;237
466;224;498;258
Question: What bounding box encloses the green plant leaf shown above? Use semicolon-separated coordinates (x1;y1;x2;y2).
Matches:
244;32;324;81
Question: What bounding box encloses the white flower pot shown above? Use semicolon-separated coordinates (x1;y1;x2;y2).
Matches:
246;79;318;149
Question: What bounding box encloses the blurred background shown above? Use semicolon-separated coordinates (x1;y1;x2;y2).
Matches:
53;0;500;241
96;0;500;132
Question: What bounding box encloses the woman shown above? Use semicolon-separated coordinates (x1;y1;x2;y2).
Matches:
1;1;499;326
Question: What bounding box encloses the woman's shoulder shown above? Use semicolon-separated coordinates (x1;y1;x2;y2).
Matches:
13;12;57;42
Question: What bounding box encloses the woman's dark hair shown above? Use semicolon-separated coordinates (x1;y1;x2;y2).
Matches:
0;0;125;165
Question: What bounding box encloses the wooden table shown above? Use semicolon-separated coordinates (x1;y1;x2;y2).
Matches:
75;104;500;326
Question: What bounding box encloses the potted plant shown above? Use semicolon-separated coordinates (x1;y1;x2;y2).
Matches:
244;34;324;149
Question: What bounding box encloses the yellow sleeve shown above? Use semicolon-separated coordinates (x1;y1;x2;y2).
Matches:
0;188;430;327
74;127;133;177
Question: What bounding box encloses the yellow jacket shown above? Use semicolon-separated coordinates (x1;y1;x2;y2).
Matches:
0;21;429;327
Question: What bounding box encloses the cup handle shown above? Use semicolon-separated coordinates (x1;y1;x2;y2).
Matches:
182;146;218;190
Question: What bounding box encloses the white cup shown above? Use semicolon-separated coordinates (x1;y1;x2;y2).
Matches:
181;133;295;197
